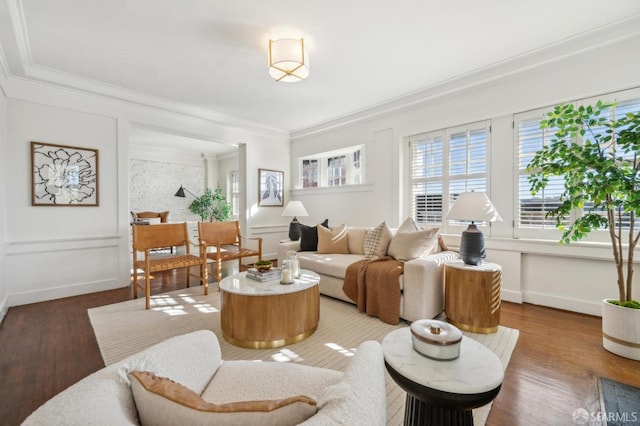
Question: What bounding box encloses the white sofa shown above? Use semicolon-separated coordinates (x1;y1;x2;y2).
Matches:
22;330;386;425
277;225;459;322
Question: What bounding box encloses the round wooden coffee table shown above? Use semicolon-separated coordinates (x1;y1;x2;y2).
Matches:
219;269;320;349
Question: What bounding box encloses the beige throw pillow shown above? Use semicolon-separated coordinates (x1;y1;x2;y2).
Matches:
363;222;393;259
387;227;439;262
397;217;420;233
129;371;317;426
317;224;349;254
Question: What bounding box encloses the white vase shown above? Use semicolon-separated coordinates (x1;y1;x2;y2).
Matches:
602;299;640;361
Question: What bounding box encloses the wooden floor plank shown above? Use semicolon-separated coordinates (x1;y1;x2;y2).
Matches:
0;269;638;425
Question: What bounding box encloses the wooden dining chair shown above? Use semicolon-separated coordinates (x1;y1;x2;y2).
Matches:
198;221;262;283
132;222;208;309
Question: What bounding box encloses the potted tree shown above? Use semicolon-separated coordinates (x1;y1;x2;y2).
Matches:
528;100;640;360
188;187;233;222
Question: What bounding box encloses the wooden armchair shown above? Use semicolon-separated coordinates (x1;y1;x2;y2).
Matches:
198;221;263;283
132;222;208;309
131;211;170;223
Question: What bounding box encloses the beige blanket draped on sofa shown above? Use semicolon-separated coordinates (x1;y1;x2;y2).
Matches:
343;257;404;325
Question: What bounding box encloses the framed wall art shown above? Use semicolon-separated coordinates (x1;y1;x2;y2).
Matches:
258;168;284;207
31;141;99;206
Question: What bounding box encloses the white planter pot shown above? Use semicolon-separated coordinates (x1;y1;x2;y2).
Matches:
602;299;640;361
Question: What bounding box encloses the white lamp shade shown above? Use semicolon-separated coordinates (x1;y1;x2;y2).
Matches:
282;201;309;217
445;192;502;222
268;38;310;82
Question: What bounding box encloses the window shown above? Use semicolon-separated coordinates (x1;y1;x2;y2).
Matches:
515;92;640;239
327;155;346;186
299;145;364;188
229;170;240;216
302;159;318;188
409;121;490;231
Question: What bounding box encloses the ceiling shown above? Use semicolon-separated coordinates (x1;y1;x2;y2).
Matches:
1;0;640;143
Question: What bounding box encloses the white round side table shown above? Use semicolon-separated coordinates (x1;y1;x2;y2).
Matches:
383;327;503;425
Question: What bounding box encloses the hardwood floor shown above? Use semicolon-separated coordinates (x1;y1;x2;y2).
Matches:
1;270;639;425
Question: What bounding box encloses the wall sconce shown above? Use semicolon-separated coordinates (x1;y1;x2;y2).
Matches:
268;38;309;82
281;200;309;241
445;192;502;265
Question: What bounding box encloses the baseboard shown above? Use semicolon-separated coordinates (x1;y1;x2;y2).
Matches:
7;278;129;308
0;295;8;326
501;289;523;304
523;290;602;317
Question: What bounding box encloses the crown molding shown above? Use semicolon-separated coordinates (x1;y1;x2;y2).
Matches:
290;14;640;140
4;1;288;140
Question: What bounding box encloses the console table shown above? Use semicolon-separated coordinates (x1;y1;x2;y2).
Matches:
445;260;502;334
219;269;320;349
382;328;503;425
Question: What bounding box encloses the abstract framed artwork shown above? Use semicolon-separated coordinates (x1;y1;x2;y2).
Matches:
31;141;99;206
258;168;284;207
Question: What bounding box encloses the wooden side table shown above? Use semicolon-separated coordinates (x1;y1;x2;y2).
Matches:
445;260;501;334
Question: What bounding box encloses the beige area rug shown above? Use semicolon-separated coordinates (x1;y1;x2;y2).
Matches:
88;287;519;426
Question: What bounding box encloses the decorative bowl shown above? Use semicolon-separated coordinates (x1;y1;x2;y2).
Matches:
254;260;273;272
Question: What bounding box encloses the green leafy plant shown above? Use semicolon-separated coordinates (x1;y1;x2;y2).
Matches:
527;101;640;308
188;187;233;222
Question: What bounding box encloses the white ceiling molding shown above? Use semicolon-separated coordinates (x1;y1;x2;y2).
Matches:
2;1;639;136
291;14;640;140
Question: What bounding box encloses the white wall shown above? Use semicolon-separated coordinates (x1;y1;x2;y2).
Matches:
2;76;289;307
129;146;206;223
290;33;640;316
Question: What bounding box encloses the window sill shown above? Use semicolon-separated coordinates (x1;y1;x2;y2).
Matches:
291;184;374;196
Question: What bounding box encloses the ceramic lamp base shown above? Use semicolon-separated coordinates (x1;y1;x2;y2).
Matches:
288;217;301;241
460;223;485;266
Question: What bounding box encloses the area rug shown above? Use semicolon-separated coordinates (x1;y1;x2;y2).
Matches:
88;287;519;426
598;377;640;425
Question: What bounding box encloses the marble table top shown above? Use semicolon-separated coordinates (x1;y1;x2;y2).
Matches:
219;269;319;296
445;259;501;272
382;328;504;395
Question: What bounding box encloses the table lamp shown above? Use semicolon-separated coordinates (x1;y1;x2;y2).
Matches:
445;192;502;265
281;201;309;241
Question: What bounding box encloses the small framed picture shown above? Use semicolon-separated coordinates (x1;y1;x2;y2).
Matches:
258;168;284;207
31;141;99;206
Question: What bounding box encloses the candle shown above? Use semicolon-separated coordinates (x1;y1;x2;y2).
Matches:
282;267;292;283
281;260;293;284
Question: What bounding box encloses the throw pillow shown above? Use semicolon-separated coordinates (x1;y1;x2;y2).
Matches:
129;371;317;426
317;224;349;254
387;227;439;261
299;219;329;251
363;221;393;259
438;234;450;252
397;217;420;233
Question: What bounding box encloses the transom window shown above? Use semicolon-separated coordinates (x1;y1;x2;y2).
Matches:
299;145;364;188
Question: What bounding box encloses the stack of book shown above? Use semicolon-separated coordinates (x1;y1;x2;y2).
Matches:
246;267;281;282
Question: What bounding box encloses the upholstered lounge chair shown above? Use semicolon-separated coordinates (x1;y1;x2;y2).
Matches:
22;330;387;425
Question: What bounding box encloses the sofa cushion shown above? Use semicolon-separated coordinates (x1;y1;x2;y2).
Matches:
317;224;349;254
298;252;367;279
129;371;317;426
363;221;393;259
347;227;369;255
300;219;329;251
203;361;342;403
387;227;439;261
